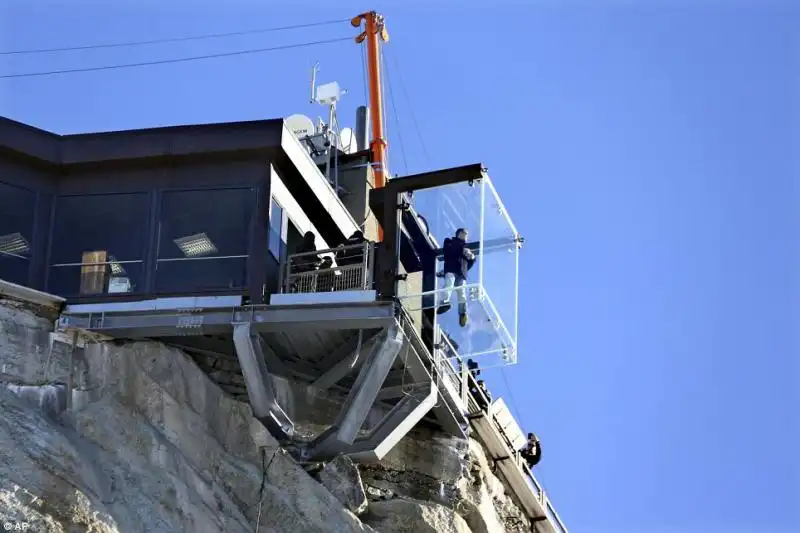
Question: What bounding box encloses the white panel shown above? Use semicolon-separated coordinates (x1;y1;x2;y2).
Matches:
270;165;332;253
279;123;360;237
65;295;243;314
489;397;527;450
269;290;376;306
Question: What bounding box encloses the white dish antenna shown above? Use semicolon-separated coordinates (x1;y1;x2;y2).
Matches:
339;127;356;154
285;114;315;139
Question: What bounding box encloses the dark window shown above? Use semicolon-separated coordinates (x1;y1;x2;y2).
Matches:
286;220;303;256
155;188;254;293
48;193;148;296
268;198;285;260
0;182;36;286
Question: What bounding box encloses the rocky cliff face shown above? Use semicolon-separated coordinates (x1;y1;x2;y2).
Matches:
0;296;531;533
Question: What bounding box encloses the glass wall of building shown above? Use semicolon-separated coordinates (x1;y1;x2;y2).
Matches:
155;188;254;293
400;176;521;368
0;182;37;286
48;192;149;296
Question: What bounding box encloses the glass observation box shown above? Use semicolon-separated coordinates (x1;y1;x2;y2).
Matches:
398;175;521;368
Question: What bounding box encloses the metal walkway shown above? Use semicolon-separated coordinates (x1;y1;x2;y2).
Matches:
461;371;569;533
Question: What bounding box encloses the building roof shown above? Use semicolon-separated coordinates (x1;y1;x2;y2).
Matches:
0;115;286;168
0;115;361;247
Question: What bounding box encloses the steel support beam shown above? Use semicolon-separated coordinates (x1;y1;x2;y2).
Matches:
399;318;467;436
232;323;294;441
58;302;396;339
311;330;383;391
315;329;382;372
369;164;485;204
348;381;438;462
302;324;404;460
376;383;429;401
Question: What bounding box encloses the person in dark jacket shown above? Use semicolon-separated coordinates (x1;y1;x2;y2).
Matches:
293;231;320;273
520;432;542;468
336;230;367;266
471;379;491;411
437;228;476;327
316;256;335;292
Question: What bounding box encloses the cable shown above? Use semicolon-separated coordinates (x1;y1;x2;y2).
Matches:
386;46;433;168
500;367;524;429
379;47;391;176
360;42;369;109
0;36;352;79
383;47;409;176
0;18;351;55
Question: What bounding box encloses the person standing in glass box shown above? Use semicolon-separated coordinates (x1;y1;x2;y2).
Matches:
437;228;476;327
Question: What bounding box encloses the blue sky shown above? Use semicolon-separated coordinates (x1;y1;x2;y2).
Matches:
1;1;796;532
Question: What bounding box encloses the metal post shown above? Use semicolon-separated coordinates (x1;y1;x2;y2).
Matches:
367;242;375;289
66;329;78;411
460;362;468;406
361;241;370;289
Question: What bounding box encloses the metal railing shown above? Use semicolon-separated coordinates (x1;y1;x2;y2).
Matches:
281;242;374;295
431;332;568;533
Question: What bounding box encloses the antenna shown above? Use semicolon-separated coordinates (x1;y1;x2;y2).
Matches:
339;127;356;154
310;66;347;192
310;62;319;104
285;114;315;139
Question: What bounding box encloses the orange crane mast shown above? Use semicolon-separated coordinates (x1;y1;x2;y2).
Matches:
352;11;389;241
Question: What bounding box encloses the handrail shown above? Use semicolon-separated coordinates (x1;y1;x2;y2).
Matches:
281;242;374;294
452;354;568;533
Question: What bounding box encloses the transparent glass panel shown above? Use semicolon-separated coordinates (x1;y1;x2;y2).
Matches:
155;188;253;293
478;178;519;361
399;177;520;365
49;192;149;296
48;262;144;296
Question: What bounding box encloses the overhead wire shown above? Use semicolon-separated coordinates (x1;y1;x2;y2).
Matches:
385;45;433;169
378;46;392;177
499;363;556;501
500;366;524;425
382;45;409;176
0;37;353;79
0;18;351;55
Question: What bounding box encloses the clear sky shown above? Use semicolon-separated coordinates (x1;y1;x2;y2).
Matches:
1;1;796;532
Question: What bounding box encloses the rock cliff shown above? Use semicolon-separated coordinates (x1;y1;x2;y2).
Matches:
0;296;531;533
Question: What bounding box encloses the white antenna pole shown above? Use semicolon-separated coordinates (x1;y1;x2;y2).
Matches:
325;102;335;183
310;62;319;104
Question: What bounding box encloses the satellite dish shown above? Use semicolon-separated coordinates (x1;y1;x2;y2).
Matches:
285;114;315;139
339;127;356;154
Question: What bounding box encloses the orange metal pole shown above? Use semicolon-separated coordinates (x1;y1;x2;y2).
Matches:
353;11;389;240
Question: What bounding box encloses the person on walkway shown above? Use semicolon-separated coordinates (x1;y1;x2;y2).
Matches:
467;358;480;378
437;228;476;327
472;379;492;411
336;230;367;266
521;432;542;468
293;231;320;273
289;232;321;293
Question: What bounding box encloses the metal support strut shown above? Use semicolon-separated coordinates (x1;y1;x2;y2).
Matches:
232;323;294;441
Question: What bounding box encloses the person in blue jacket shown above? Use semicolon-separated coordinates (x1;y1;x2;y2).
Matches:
437;228;476;327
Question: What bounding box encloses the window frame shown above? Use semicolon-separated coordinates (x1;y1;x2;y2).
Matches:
268;196;288;261
45;191;150;297
153;187;255;294
0;181;38;287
